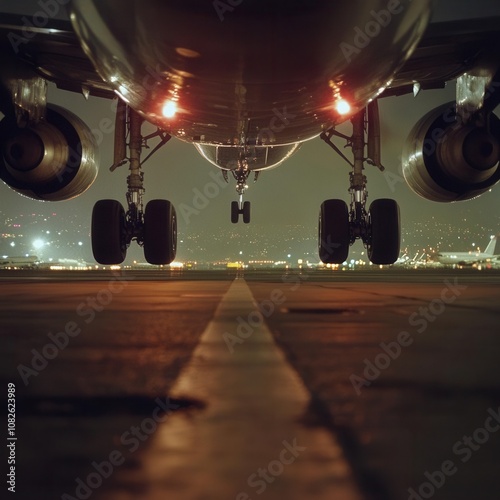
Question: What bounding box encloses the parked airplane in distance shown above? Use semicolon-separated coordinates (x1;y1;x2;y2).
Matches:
436;235;498;265
0;255;39;269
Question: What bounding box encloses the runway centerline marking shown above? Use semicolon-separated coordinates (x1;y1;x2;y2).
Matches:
130;278;363;499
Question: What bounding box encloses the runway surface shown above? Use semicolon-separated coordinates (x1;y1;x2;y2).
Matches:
1;269;500;500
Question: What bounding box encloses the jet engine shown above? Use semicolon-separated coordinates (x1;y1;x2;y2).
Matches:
0;104;98;201
402;102;500;201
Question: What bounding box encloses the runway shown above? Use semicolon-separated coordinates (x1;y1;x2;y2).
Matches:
1;269;500;500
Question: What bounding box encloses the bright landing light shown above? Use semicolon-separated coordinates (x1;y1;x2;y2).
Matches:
335;99;351;115
162;100;178;119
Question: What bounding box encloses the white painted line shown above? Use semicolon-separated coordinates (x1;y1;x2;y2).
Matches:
129;278;364;499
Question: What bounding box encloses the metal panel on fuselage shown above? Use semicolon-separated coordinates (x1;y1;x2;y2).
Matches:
69;0;431;145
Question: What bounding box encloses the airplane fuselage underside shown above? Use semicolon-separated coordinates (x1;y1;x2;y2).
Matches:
69;0;431;147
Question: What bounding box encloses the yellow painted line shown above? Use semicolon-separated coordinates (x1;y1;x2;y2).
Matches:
127;278;364;499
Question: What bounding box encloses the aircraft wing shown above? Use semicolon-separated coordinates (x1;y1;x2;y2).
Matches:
0;12;113;102
387;17;500;95
2;12;500;105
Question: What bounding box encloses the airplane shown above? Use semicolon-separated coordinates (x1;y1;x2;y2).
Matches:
0;255;39;269
435;235;498;265
1;1;500;266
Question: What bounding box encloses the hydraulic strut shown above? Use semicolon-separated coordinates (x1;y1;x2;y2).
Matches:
126;109;145;245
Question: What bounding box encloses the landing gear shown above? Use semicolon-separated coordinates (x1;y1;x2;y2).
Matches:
91;104;176;265
91;200;127;264
231;200;251;224
229;164;252;224
318;199;350;264
320;103;400;265
367;199;400;265
144;200;177;265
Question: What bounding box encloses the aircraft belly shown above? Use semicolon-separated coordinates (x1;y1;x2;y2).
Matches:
68;0;431;144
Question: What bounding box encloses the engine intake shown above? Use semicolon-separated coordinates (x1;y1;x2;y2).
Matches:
402;102;500;202
0;104;98;201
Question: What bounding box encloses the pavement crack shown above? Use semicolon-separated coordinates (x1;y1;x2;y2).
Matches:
17;395;205;417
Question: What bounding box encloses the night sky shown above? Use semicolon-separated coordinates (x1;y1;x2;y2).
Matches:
1;0;499;263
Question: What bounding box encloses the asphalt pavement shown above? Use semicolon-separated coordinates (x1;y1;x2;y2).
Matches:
1;269;499;500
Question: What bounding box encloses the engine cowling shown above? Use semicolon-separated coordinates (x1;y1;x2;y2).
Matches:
402;102;500;202
0;104;98;201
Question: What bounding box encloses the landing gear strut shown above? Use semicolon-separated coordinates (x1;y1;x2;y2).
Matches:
319;104;400;265
91;105;176;265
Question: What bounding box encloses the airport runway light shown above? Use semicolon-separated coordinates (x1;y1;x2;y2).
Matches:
33;239;45;250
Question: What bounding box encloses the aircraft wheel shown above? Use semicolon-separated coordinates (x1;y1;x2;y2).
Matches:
242;201;251;224
144;199;177;265
231;201;239;223
91;199;127;264
368;198;400;265
318;199;350;264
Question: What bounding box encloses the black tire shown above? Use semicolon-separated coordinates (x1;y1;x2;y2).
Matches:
318;199;350;264
368;198;400;265
91;200;127;264
231;201;239;223
242;201;251;224
144;200;177;265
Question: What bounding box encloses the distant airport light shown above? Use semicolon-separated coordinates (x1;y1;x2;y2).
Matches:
162;100;178;119
335;99;351;115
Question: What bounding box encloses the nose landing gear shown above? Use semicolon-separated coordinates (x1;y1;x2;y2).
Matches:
229;164;252;224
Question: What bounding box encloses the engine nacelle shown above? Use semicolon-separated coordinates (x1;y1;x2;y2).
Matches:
0;104;98;201
402;102;500;202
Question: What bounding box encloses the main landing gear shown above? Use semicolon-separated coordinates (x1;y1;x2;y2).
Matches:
319;103;400;265
91;105;176;265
